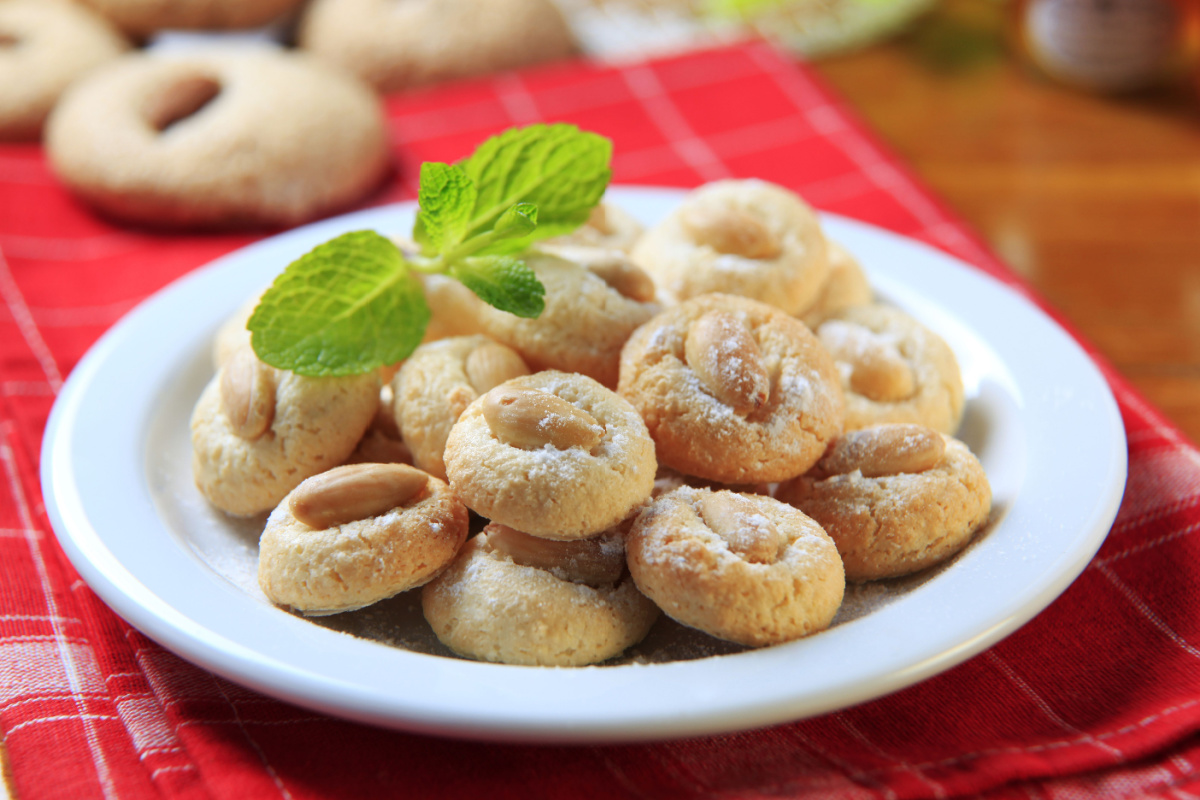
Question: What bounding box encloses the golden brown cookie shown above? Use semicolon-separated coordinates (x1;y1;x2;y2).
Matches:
618;293;845;484
421;523;658;666
391;335;530;480
45;50;390;229
0;0;128;140
776;424;992;581
626;486;845;647
631;179;829;314
297;0;576;92
190;345;381;517
75;0;304;39
258;463;469;615
815;303;965;434
799;239;873;328
444;370;657;540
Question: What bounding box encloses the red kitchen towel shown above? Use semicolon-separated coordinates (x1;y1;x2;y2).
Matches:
3;40;1200;800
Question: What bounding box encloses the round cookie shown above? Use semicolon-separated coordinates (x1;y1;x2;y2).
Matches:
391;335;530;480
0;0;128;141
443;370;657;540
815;303;965;434
631;179;830;315
258;463;469;615
618;293;845;484
191;345;381;517
626;486;845;647
45;49;390;229
799;240;873;328
777;424;992;581
422;248;660;388
74;0;304;39
297;0;576;92
421;524;658;666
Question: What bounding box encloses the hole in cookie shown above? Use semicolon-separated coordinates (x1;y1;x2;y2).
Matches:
0;31;20;47
145;74;222;133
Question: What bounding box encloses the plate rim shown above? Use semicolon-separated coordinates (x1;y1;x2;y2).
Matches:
40;186;1128;743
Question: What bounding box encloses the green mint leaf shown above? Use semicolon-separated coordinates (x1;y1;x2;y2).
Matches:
449;255;545;319
415;162;476;254
248;230;430;376
493;203;538;238
460;123;611;246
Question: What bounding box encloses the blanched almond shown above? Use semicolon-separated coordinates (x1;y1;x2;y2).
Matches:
585;253;657;302
700;491;786;564
481;385;603;451
586;203;613;235
685;311;771;416
146;73;221;132
817;424;945;478
680;203;782;260
820;322;915;403
220;347;275;440
288;463;429;529
484;523;625;585
465;341;530;394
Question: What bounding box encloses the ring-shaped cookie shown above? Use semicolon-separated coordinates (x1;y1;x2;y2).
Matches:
618;293;845;484
777;430;991;581
421;527;658;666
45;50;390;228
815;303;964;434
799;240;873;328
631;179;829;314
259;466;469;615
0;0;128;140
443;370;657;540
626;486;845;647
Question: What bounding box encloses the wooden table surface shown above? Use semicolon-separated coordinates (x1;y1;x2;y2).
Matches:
812;2;1200;445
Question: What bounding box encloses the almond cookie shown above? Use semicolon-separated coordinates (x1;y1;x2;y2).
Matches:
443;370;656;540
799;240;873;328
777;424;992;581
626;486;844;647
815;303;964;434
391;335;530;480
422;523;658;666
631;179;829;315
45;49;389;229
74;0;303;39
297;0;576;92
543;201;644;254
0;0;129;141
258;463;468;615
191;345;381;517
421;249;659;388
618;293;845;484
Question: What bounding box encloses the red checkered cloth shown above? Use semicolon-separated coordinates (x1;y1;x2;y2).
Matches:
3;40;1199;800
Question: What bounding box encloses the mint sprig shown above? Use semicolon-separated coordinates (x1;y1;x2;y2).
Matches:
248;123;612;377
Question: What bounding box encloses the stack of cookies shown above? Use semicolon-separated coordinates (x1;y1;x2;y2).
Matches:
190;178;992;666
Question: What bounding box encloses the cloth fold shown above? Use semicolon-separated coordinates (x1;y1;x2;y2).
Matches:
3;40;1198;800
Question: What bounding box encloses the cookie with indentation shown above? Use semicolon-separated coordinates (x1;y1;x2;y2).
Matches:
0;0;129;141
443;370;656;540
626;486;844;647
297;0;575;92
618;293;844;484
799;240;873;328
631;179;829;314
45;49;389;228
776;424;991;581
422;523;658;666
391;335;530;480
190;345;381;516
258;463;468;615
815;303;964;434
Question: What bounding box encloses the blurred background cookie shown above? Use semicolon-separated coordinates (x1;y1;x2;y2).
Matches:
74;0;305;40
297;0;577;92
0;0;129;141
45;49;391;229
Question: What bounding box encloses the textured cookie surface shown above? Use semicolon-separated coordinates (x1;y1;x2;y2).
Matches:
444;370;657;540
626;486;845;647
799;240;873;328
618;293;844;484
421;530;658;666
46;50;389;228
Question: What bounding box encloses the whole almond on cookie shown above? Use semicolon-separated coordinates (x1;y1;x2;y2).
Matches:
684;310;771;416
288;463;429;529
220;347;276;440
481;385;604;451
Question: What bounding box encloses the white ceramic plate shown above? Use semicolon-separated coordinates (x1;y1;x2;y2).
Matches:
41;187;1127;743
